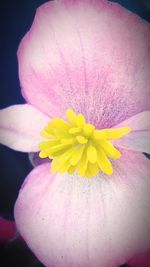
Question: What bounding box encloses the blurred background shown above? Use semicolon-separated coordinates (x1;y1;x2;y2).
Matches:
0;0;150;266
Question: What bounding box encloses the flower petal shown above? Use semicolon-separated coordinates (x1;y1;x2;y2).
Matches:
114;111;150;153
0;104;49;152
114;111;150;131
15;151;150;267
29;152;50;167
18;0;150;128
114;131;150;153
0;217;16;242
128;251;150;267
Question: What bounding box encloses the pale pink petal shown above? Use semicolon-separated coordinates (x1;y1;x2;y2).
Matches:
18;0;150;128
128;251;150;267
114;131;150;153
114;111;150;131
0;104;49;152
15;151;150;267
114;111;150;153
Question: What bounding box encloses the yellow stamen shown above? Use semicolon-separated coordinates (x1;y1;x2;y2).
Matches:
83;124;95;137
87;145;97;163
69;127;81;134
78;148;88;176
76;135;88;144
97;149;113;175
85;162;99;178
76;114;85;127
66;109;76;125
39;109;131;178
70;146;84;166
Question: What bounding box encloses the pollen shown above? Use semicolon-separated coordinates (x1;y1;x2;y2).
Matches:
39;109;131;178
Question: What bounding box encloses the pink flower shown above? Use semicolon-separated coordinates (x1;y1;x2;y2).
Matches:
128;251;150;267
0;217;16;243
0;0;150;266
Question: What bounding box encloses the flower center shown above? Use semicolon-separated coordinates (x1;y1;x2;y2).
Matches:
39;109;131;178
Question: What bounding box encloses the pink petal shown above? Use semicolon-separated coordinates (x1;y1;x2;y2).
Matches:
18;0;150;128
114;111;150;153
0;217;16;242
15;151;150;267
0;104;49;152
128;251;150;267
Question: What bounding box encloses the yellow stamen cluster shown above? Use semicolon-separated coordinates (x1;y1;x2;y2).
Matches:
39;109;131;178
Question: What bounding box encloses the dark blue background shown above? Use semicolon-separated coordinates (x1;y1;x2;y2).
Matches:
0;1;150;266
